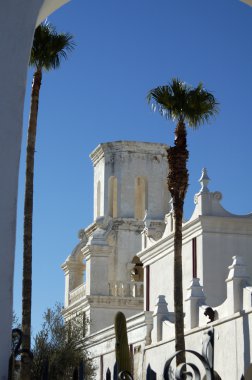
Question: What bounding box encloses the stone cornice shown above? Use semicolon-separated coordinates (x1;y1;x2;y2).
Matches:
137;218;202;266
199;215;252;235
89;144;105;167
82;244;112;260
138;218;203;266
62;296;90;317
61;259;85;274
83;222;97;238
81;218;145;259
111;218;144;232
139;212;252;266
86;295;143;308
89;141;169;167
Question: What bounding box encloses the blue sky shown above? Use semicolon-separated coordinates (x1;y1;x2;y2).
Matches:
13;0;252;335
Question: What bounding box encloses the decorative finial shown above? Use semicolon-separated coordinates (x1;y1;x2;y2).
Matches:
199;168;210;193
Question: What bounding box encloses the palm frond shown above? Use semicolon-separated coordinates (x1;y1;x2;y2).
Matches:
147;78;219;128
186;83;219;128
30;23;75;71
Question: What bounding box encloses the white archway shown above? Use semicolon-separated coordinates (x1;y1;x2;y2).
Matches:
0;1;70;376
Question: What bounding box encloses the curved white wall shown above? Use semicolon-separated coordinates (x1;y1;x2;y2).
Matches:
0;0;69;378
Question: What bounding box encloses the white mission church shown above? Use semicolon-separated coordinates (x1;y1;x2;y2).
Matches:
61;141;252;380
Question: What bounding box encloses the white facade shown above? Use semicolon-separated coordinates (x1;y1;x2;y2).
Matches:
0;1;70;378
62;141;252;379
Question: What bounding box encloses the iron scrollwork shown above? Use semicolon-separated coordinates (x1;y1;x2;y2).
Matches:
163;328;215;380
163;349;214;380
118;370;134;380
8;328;33;380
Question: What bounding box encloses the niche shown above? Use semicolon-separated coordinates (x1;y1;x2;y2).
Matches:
135;176;147;220
96;180;101;217
108;176;118;217
131;256;144;282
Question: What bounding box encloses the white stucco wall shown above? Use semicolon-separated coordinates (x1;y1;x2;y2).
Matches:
201;216;252;306
0;0;69;378
89;306;144;335
139;221;203;313
139;208;252;316
86;309;252;380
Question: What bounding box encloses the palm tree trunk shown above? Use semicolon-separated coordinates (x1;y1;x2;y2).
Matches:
167;119;189;366
20;68;42;380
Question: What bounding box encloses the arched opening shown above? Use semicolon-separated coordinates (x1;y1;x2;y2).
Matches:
131;256;144;282
96;180;101;217
108;176;118;217
134;176;147;220
130;256;144;297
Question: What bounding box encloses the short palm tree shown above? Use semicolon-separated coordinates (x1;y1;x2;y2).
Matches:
147;78;218;365
20;23;74;380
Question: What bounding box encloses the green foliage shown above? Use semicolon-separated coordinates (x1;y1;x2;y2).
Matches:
30;22;75;71
114;311;131;376
147;78;219;128
31;303;95;380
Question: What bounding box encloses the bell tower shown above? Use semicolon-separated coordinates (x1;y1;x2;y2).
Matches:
63;141;170;333
90;141;170;221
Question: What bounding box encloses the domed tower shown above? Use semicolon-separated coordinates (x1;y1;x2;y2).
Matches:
62;141;170;333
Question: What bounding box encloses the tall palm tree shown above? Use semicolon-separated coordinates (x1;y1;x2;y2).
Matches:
20;23;74;380
147;79;218;366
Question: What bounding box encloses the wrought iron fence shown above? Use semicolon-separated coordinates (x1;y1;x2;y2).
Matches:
8;328;33;380
8;328;85;380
